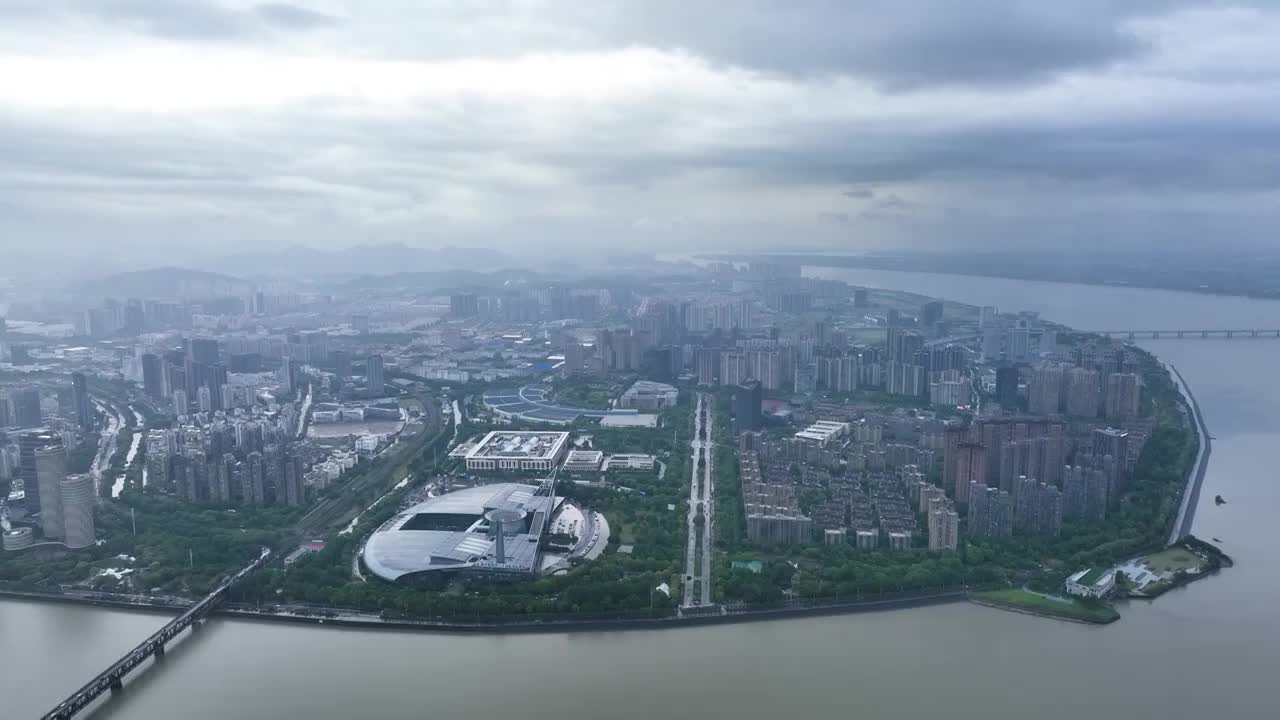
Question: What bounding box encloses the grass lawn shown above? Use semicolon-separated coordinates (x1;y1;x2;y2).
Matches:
977;588;1120;624
554;381;614;410
1142;548;1205;574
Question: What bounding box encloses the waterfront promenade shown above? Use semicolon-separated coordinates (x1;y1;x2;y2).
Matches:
2;585;969;636
1168;364;1212;544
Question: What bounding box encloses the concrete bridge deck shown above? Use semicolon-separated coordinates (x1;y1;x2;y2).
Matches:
41;549;270;720
1089;329;1280;339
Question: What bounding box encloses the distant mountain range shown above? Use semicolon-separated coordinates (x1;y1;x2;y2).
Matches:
66;244;522;299
335;268;544;292
208;243;513;277
82;267;252;300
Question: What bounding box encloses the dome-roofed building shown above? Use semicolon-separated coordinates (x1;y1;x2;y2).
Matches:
361;482;562;582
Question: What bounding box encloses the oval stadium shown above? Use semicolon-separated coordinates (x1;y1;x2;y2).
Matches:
482;384;642;424
362;481;576;582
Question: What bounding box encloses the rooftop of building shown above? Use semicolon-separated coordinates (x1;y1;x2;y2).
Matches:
361;482;560;581
745;504;811;520
465;430;570;460
1072;567;1110;586
795;420;848;444
620;380;678;396
599;414;658;427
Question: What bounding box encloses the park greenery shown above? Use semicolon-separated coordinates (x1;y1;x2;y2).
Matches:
974;588;1119;624
1122;536;1231;598
0;491;295;595
710;391;746;552
550;377;619;410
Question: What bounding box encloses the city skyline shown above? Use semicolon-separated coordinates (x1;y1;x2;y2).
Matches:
0;251;1238;719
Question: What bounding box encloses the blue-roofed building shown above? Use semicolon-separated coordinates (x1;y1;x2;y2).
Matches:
483;384;645;425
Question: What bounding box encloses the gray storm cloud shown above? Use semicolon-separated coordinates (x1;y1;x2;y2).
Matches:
0;0;1278;275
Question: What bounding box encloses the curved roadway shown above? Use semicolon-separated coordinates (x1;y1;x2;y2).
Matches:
1167;364;1212;544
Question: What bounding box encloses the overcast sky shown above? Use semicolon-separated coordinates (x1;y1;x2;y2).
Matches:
1;0;1279;269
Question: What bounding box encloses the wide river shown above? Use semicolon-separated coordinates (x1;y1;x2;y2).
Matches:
4;267;1278;719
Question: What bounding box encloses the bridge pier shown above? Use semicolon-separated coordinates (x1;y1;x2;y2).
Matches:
1252;330;1258;337
1202;331;1209;338
40;550;271;720
1227;331;1234;338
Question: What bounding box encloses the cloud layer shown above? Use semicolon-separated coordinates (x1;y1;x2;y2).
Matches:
1;0;1279;270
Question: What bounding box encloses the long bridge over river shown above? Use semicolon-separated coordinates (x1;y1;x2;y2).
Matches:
41;549;271;720
912;328;1280;347
1087;329;1280;340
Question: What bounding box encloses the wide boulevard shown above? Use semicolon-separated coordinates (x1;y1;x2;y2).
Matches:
682;393;715;608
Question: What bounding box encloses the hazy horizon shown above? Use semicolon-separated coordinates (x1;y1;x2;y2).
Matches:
3;1;1280;273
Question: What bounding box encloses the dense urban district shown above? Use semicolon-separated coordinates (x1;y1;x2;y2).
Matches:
0;260;1225;628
